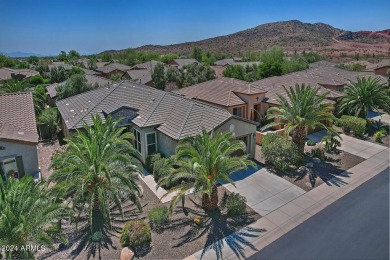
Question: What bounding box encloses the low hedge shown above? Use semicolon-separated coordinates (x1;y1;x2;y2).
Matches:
339;115;366;138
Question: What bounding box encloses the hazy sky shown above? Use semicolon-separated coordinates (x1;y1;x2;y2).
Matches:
1;0;389;55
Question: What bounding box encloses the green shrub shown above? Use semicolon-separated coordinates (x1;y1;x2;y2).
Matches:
148;206;169;226
262;134;303;171
306;140;316;146
322;134;341;153
339;115;366;138
374;131;383;143
29;74;44;85
145;153;162;173
120;220;151;249
311;147;325;159
226;193;247;217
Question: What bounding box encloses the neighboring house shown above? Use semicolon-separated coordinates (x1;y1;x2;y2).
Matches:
212;59;261;77
177;77;269;122
366;59;390;76
122;60;162;86
45;75;112;105
95;62;132;78
169;59;199;68
48;61;73;71
56;81;258;162
0;67;39;81
0;92;40;181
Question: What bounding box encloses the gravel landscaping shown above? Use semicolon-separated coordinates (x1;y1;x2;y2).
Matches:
38;180;261;260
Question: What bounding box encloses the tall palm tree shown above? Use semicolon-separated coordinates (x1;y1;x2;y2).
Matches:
38;107;59;139
49;115;143;231
158;130;256;212
0;177;68;259
337;76;390;118
262;84;334;154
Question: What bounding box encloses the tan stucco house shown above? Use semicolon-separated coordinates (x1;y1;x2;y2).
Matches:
56;81;258;163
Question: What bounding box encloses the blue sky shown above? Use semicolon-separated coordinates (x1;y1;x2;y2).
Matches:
1;0;389;55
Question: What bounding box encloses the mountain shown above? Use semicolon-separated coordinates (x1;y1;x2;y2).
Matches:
1;51;46;58
102;20;389;56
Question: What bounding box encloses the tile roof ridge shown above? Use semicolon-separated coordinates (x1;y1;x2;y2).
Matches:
140;91;166;127
0;91;32;97
177;101;194;140
70;81;122;129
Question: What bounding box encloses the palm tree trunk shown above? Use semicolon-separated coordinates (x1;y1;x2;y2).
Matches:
292;127;307;155
93;192;100;211
202;185;218;211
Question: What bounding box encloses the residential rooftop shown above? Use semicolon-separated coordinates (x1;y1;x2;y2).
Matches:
0;67;39;81
56;81;251;140
177;77;267;107
0;92;38;143
96;62;132;74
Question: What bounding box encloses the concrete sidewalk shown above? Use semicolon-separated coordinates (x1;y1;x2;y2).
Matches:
186;146;389;260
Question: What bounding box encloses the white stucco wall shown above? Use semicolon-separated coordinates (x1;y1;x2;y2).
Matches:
0;140;39;176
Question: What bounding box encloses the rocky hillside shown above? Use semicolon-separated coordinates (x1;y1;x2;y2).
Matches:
102;20;389;56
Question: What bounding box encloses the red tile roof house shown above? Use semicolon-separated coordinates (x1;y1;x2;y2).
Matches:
0;92;40;181
56;81;259;163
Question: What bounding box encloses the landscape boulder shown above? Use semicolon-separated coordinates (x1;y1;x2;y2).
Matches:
120;247;134;260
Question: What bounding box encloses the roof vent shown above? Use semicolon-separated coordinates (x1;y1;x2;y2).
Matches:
66;103;69;106
70;109;74;112
18;131;24;135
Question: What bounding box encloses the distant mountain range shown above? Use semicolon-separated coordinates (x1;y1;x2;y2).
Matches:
1;51;46;58
102;20;390;56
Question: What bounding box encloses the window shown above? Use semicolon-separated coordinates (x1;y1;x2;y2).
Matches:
233;107;243;117
146;132;157;156
133;129;141;153
0;157;20;181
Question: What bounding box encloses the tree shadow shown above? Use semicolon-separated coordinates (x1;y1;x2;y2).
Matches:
170;198;265;260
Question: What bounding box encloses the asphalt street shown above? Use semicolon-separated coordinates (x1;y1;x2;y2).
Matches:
249;168;390;260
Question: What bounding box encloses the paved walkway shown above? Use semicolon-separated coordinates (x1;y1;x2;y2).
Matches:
224;168;306;216
307;130;387;159
186;137;389;259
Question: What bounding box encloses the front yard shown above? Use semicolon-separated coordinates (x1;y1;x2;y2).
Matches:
38;181;260;260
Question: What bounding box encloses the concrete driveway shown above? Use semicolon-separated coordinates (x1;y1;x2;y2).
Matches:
223;168;306;216
307;130;387;159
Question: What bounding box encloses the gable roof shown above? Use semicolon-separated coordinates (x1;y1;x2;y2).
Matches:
0;67;39;81
56;81;252;140
177;77;267;107
96;62;132;74
0;92;38;143
171;59;199;67
125;70;153;84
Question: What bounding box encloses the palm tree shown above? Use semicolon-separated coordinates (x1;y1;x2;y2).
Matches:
337;76;390;118
0;80;31;93
49;115;143;231
0;177;68;259
158;130;256;212
38;107;59;139
261;84;335;154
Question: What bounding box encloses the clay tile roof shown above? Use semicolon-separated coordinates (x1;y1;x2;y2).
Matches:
0;67;39;81
56;81;248;140
125;70;152;84
46;83;60;98
0;92;38;143
177;77;267;107
96;62;132;74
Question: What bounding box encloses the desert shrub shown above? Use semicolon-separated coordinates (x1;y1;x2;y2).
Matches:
307;140;316;146
339;115;366;137
226;193;247;217
148;206;169;226
262;134;303;171
120;220;151;249
311;147;325;159
322;134;341;153
374;131;382;142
